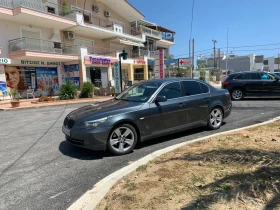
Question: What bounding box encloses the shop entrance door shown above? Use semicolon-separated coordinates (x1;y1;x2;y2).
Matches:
90;67;102;88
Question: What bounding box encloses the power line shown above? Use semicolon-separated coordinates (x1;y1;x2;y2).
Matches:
189;0;195;40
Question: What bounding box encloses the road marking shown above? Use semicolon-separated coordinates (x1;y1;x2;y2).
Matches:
49;191;67;199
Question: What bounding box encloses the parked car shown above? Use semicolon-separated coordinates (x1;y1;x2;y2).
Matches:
272;72;280;76
222;71;280;100
62;78;232;155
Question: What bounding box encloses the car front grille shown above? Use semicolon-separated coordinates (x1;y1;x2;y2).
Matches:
64;117;75;129
66;136;84;146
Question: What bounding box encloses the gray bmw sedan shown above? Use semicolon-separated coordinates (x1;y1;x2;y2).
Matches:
62;78;232;155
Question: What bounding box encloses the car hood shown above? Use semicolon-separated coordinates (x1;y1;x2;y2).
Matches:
67;99;144;122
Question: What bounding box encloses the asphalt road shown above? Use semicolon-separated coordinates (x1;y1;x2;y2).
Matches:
1;99;280;210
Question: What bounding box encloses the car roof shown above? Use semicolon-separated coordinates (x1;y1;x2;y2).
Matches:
146;78;201;84
229;71;273;75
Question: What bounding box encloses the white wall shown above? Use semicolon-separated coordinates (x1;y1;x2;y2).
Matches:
0;19;60;58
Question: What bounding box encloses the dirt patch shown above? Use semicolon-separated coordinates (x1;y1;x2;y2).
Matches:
96;121;280;210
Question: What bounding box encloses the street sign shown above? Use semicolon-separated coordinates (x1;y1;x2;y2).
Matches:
113;62;121;93
178;58;191;67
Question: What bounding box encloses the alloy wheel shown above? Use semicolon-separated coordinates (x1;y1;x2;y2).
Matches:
210;108;223;128
109;127;135;153
232;89;243;100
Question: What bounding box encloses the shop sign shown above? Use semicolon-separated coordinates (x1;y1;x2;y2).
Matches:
134;60;146;65
89;57;111;65
113;62;121;93
20;60;61;66
154;50;165;79
0;58;11;64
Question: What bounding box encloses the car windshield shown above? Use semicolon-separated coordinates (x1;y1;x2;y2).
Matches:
115;82;162;102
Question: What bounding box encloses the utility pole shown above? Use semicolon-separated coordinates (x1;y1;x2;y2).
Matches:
212;39;217;69
192;38;194;78
189;40;191;59
218;48;221;70
278;53;280;72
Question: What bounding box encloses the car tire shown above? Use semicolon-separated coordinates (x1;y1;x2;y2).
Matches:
207;107;223;130
231;88;244;101
107;124;138;155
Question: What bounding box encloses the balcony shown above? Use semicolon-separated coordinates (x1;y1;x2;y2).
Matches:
132;49;156;59
0;0;76;29
87;46;117;57
137;26;161;39
13;0;76;20
71;13;145;43
0;0;13;8
8;37;78;61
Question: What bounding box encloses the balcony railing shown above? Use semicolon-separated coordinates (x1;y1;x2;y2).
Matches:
2;0;76;20
0;0;13;8
9;37;78;55
132;50;156;58
87;46;117;57
138;26;161;38
82;14;142;38
161;32;174;42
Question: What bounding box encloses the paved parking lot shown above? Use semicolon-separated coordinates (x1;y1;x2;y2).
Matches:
0;99;280;210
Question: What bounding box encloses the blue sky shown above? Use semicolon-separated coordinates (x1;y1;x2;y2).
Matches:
129;0;280;59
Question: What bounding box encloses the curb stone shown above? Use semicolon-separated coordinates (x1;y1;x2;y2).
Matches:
67;116;280;210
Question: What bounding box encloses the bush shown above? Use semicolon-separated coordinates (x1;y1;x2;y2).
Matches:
59;81;77;100
80;82;94;98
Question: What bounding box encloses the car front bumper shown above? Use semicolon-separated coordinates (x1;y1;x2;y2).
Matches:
62;126;112;151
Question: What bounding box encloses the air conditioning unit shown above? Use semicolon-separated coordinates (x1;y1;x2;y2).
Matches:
65;31;75;40
92;5;99;12
104;10;110;17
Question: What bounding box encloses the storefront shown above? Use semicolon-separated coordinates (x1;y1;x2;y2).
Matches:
1;59;63;96
121;58;148;85
84;55;118;88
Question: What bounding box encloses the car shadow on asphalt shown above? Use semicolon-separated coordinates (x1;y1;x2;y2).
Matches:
241;97;280;101
134;122;227;150
59;141;112;160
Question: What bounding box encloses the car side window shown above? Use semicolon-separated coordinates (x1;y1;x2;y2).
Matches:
251;73;261;80
234;74;243;80
243;73;251;80
260;72;274;80
181;81;202;96
199;83;209;93
157;82;181;100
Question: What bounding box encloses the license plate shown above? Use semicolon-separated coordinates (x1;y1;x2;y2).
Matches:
62;126;71;136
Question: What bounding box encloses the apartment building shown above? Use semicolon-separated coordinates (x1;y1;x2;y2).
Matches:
131;19;175;78
0;0;175;95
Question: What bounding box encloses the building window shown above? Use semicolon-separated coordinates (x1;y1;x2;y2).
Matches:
263;60;268;65
275;58;280;64
134;68;144;81
47;6;55;14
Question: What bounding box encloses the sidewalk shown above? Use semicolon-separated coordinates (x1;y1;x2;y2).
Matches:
0;96;113;111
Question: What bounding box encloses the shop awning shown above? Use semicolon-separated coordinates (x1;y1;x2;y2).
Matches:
119;38;145;47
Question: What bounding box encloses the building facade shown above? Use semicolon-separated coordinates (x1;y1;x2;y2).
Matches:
0;0;175;95
197;53;280;73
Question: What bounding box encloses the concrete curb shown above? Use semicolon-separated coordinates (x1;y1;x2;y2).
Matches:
0;98;112;111
67;116;280;210
0;101;92;111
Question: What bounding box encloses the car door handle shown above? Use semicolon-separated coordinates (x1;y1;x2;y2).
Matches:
204;98;210;102
178;103;185;108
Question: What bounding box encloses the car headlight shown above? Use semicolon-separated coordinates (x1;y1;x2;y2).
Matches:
79;117;108;129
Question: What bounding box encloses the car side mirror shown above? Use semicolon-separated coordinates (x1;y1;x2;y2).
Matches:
275;76;280;82
155;95;167;103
